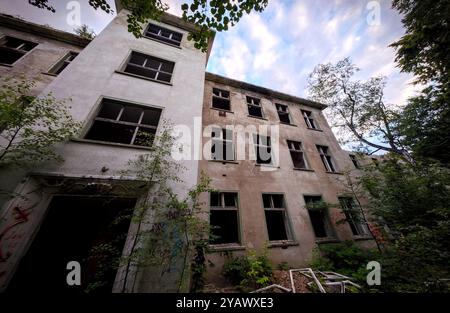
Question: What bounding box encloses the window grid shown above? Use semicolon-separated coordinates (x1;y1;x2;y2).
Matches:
317;145;336;172
211;127;235;161
287;140;308;169
124;52;174;83
50;52;78;75
253;134;272;165
339;197;369;236
247;96;263;118
0;36;37;65
262;194;291;241
302;110;318;129
145;23;183;46
212;88;231;111
209;192;240;245
275;103;291;124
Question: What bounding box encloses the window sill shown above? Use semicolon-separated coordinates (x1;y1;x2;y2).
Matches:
325;171;344;175
293;167;314;172
208;160;239;164
207;244;246;252
42;72;58;77
280;122;297;127
315;238;340;244
142;35;182;49
115;70;173;86
71;138;153;150
247;115;267;121
210;107;234;114
268;240;299;248
307;127;323;132
0;63;13;67
353;235;374;241
255;164;280;169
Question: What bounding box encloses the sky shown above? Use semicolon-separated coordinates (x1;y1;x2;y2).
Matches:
0;0;420;115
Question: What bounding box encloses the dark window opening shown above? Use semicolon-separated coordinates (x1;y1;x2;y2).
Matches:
304;196;333;238
339;197;369;236
7;195;136;292
317;145;336;172
349;154;359;168
209;192;239;245
49;51;78;75
85;98;161;147
276;103;291;124
124;51;174;83
301;110;318;129
288;140;308;169
212;88;230;111
262;194;290;241
247;96;263;118
211;128;234;161
145;23;183;46
254;134;272;165
0;36;37;64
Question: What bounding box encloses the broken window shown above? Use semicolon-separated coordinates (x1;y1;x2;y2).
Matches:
247;96;263;118
144;23;183;46
304;196;334;238
212;88;231;111
317;145;336;172
211;127;234;161
124;51;174;83
301;110;318;129
0;36;37;64
85;98;161;147
48;51;78;75
209;192;240;244
288;140;308;169
276;103;291;124
339;197;369;236
349;154;359;168
262;194;291;241
253;134;272;165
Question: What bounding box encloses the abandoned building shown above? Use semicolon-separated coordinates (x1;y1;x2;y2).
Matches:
0;2;377;293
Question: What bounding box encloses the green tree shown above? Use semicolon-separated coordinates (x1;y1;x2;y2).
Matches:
391;0;450;165
74;24;96;40
307;58;411;161
0;76;80;167
28;0;269;52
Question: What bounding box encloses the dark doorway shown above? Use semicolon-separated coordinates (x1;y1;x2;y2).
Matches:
7;195;136;293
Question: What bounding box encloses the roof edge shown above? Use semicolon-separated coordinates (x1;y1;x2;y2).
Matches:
205;72;327;110
0;13;91;47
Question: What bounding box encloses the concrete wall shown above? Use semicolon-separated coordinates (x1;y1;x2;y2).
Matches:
200;77;377;286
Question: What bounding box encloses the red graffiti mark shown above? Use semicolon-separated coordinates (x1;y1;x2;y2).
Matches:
0;207;31;262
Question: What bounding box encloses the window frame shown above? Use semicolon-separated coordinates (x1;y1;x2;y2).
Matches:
261;193;293;242
143;23;183;47
349;154;359;168
120;50;175;84
211;87;231;111
338;197;370;237
304;195;335;239
287;140;309;169
246;96;264;118
0;35;38;65
275;103;292;124
301;109;319;130
317;145;337;172
209;191;241;245
48;51;78;75
253;134;273;165
210;127;235;161
84;97;162;148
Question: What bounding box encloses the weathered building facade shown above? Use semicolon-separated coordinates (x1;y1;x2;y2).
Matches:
0;5;376;292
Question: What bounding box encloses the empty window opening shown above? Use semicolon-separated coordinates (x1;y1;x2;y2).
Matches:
85;98;161;147
209;192;239;245
49;51;78;75
262;194;291;241
0;36;37;64
339;197;369;236
211;127;234;161
247;96;263;118
301;110;318;129
276;103;291;124
288;140;308;169
145;23;183;46
212;88;231;111
317;145;336;172
7;195;136;292
253;134;272;165
124;51;174;83
304;196;334;238
349;154;359;168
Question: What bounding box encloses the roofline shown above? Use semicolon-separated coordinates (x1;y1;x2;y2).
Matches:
205;72;327;110
0;13;91;47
